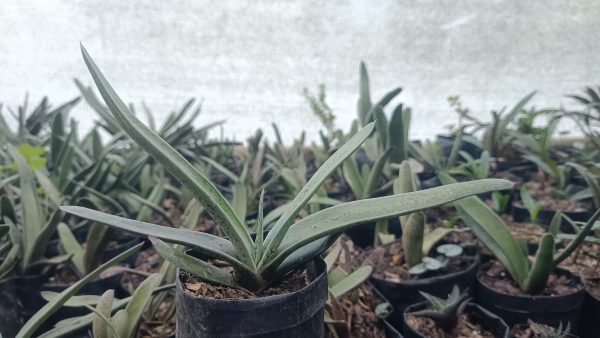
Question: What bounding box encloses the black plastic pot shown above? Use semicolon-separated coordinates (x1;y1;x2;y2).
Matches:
511;202;592;233
176;257;328;337
15;269;54;320
494;158;537;180
436;134;482;158
0;274;22;338
402;302;509;338
579;290;600;338
371;248;480;329
476;265;586;330
345;218;402;249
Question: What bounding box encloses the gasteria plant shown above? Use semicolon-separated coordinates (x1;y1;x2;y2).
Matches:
440;173;600;294
396;161;462;273
61;45;512;292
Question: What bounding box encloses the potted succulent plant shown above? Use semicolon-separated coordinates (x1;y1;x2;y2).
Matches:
364;161;482;330
440;172;600;330
58;45;512;337
402;286;509;338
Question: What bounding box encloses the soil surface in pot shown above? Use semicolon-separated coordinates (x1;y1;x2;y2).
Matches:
559;242;600;298
505;217;546;245
182;268;309;299
511;320;572;338
523;179;588;212
325;283;387;338
480;261;583;296
406;313;496;338
359;240;475;282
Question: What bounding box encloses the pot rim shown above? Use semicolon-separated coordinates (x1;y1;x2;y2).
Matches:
176;256;328;307
477;262;586;300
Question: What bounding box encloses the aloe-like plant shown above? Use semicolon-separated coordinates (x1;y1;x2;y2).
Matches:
2;146;70;275
440;173;600;294
61;46;512;293
396;161;462;273
409;286;471;330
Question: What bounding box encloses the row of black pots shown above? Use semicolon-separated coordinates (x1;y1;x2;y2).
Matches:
362;244;592;337
511;201;592;234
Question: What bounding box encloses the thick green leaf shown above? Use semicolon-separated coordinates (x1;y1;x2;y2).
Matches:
16;242;143;338
8;145;44;267
80;45;255;267
38;284;175;338
438;173;529;288
123;273;162;338
261;122;375;266
524;233;555;294
357;62;372;125
267;179;513;273
364;149;391;197
92;290;114;338
342;155;364;199
152;238;234;286
60;206;248;271
58;223;86;274
422;227;454;256
41;292;102;307
330;266;372;298
84;223;111;273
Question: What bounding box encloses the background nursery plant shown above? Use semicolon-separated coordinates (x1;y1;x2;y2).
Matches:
48;45;514;337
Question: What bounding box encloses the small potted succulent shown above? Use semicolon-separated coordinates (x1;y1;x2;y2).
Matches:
59;45;512;337
441;172;600;330
402;286;509;338
362;161;483;328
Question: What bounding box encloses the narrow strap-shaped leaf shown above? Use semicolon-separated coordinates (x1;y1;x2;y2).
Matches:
260;122;375;266
342;155;364;199
329;266;373;298
16;242;143;338
266;179;513;274
200;155;239;182
8;145;44;267
554;208;600;265
438;173;529;288
357;62;372;125
123;273;162;337
93;290;114;338
524;233;555;294
364;149;391;197
58;223;86;275
152;238;234;287
80;45;255;267
60;206;249;272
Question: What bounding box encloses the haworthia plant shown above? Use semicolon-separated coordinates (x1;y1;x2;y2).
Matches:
62;45;513;292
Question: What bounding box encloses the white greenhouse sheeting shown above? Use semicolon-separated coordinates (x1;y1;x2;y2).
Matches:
1;1;598;143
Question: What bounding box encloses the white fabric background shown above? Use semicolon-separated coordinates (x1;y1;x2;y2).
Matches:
1;1;598;143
